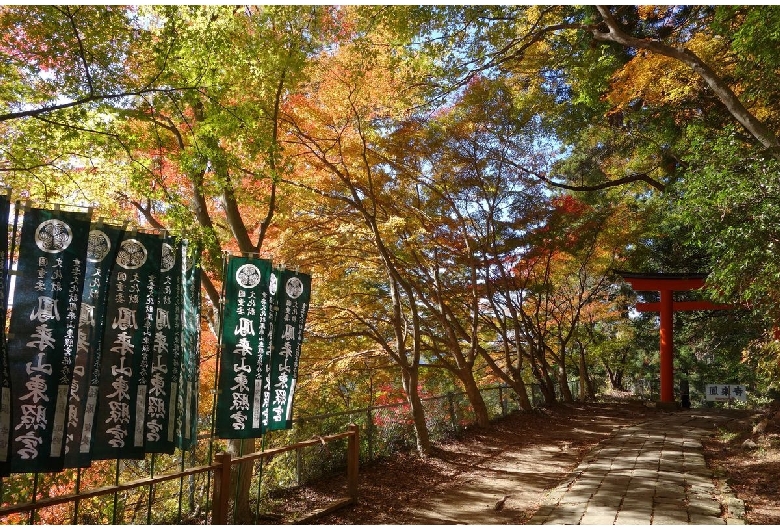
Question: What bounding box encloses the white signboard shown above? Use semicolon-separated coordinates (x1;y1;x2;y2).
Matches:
705;384;747;402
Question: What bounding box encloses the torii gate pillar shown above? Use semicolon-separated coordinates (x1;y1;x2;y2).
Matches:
616;272;731;405
659;288;674;404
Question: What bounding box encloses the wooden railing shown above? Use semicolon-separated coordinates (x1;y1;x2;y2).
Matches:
212;424;359;524
0;425;359;524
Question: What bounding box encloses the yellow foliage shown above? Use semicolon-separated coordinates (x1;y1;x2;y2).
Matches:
636;6;674;20
607;32;734;110
381;215;408;235
608;51;698;108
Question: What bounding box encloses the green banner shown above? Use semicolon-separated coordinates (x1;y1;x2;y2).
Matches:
144;237;181;454
176;241;200;450
65;223;125;468
216;256;273;439
266;269;311;432
0;194;11;476
5;206;91;473
91;231;161;460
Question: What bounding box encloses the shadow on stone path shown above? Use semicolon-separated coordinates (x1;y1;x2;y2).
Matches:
529;409;747;525
408;408;747;525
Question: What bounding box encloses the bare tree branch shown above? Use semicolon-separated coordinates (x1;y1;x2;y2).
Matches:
60;6;95;97
0;86;202;123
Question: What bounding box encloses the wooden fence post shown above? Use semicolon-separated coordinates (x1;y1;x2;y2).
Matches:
366;408;374;461
347;424;359;502
296;447;303;486
212;452;232;524
448;392;456;431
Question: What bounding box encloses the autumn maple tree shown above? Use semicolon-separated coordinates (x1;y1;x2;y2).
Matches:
2;9;780;517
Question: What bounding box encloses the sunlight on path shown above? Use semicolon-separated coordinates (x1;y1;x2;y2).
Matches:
528;410;746;525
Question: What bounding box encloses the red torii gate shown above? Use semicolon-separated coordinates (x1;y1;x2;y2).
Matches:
616;271;731;406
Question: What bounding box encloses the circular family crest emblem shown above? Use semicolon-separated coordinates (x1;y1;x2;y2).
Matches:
86;230;111;263
160;243;176;272
285;277;304;299
236;263;261;289
116;239;148;270
35;219;73;253
269;272;278;295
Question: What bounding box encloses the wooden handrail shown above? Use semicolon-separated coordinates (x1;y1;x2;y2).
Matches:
211;425;360;524
0;463;221;517
229;429;354;465
0;426;359;524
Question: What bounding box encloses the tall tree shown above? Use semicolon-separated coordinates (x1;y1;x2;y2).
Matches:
2;5;345;520
281;28;436;453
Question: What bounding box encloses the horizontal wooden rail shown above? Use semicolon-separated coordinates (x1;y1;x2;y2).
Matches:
212;424;359;524
0;463;220;518
0;425;360;524
229;428;355;466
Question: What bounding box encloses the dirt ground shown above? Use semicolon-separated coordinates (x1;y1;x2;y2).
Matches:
272;398;780;525
701;400;780;525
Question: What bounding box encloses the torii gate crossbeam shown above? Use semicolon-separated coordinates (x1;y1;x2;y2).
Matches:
616;271;731;405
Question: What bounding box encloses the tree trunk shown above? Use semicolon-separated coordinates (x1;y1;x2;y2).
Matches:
605;362;625;391
612;370;624;391
587;374;597;399
475;344;534;412
558;362;573;403
460;369;490;427
539;381;557;404
537;366;558;404
584;361;597;399
510;378;533;411
578;346;588;402
535;360;558;404
577;341;596;401
228;438;255;522
530;347;557;404
401;367;431;454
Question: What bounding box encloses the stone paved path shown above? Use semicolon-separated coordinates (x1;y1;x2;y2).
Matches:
528;410;746;525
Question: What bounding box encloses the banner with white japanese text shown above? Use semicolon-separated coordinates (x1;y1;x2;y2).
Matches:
215;256;273;439
65;223;125;468
176;242;200;450
266;269;311;432
5;206;91;473
143;237;181;454
0;194;11;476
91;231;161;460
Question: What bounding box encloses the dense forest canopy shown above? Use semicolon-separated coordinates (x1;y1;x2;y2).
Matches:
2;5;779;454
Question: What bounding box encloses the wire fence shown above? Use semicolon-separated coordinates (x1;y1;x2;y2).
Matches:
0;382;562;524
629;379;659;401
